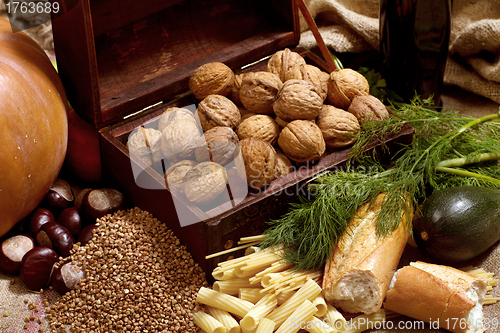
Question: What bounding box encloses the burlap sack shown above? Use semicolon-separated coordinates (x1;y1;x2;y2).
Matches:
299;0;500;105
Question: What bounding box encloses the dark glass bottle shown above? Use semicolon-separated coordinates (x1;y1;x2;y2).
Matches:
380;0;451;105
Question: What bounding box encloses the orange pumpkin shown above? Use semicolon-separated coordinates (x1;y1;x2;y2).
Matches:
0;18;68;237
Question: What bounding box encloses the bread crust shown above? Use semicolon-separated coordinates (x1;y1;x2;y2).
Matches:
322;193;411;314
384;262;487;333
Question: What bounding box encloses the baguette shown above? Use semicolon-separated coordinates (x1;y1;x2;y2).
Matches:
384;261;488;333
322;193;411;314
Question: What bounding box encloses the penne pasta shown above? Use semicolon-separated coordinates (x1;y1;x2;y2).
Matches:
250;262;294;285
240;294;278;331
234;252;283;278
245;246;261;255
275;299;318;333
213;267;237;281
213;278;254;296
193;311;227;333
266;279;322;329
303;316;337;333
276;290;296;305
255;318;276;333
206;306;240;333
197;287;254;318
311;295;328;317
239;288;266;304
322;304;346;331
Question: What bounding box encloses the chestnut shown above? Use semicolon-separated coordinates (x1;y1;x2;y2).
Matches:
0;234;35;274
20;246;59;291
50;262;85;294
77;223;98;246
25;207;55;238
36;222;75;258
57;207;82;237
81;188;127;221
42;178;74;217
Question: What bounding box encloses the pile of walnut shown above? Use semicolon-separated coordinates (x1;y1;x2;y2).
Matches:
127;48;389;207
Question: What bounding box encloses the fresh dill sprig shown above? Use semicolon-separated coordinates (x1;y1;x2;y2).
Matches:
261;99;500;270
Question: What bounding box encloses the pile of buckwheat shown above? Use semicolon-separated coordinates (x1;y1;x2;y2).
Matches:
47;207;208;333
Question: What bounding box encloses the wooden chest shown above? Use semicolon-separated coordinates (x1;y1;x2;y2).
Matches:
50;0;413;277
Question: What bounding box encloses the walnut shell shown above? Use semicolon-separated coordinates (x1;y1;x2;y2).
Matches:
274;153;294;179
326;68;370;109
161;119;202;162
158;107;196;133
196;95;241;132
239;71;283;114
239;137;276;190
348;95;390;123
316;105;360;149
273;79;323;122
188;62;235;100
275;116;288;129
195;126;239;166
266;48;306;82
230;73;246;106
237;114;280;145
278;120;326;163
183;162;228;206
164;160;198;192
127;127;163;167
287;64;328;101
238;107;256;123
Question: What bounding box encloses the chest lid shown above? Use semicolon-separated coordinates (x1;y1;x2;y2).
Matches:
50;0;299;128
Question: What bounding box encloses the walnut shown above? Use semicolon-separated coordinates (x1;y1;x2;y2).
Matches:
127;127;163;167
237;114;280;145
230;73;246;105
316;105;360;149
158;107;196;133
239;137;277;190
287;64;328;101
266;48;306;82
161;118;202;162
238;106;256;123
326;68;370;109
239;71;283;114
196;95;241;132
195;126;239;166
273;79;323;122
183;162;228;206
348;95;390;123
164;160;198;192
188;62;235;100
278;120;326;163
275;116;289;129
274;153;294;179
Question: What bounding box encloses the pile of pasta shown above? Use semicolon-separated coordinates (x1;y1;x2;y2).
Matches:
193;246;385;333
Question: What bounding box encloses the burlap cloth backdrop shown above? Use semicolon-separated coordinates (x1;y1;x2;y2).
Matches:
1;1;500;332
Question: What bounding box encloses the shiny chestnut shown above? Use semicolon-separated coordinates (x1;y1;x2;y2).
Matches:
42;179;74;217
77;224;98;246
20;246;59;291
0;234;35;274
36;222;75;258
25;207;55;238
81;188;126;221
57;207;82;237
50;262;85;294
